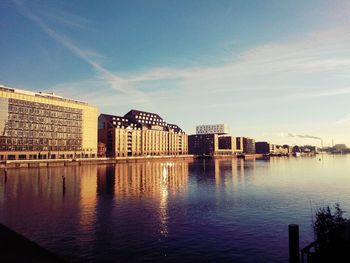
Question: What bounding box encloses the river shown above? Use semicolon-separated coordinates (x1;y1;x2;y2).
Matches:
1;155;349;262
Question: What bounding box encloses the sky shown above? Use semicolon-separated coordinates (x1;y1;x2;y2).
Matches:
1;0;350;147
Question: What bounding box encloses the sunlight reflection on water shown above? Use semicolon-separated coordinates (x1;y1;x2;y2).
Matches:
1;155;350;262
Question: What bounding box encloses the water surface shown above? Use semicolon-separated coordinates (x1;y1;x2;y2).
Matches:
1;155;349;262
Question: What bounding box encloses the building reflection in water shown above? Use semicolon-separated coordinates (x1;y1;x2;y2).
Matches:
0;161;189;261
112;161;189;198
0;167;88;249
191;158;258;192
0;170;5;214
78;166;98;239
112;161;189;237
96;165;115;196
220;158;256;191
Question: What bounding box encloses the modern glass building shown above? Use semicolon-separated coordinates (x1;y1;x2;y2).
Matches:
0;85;98;160
188;134;219;156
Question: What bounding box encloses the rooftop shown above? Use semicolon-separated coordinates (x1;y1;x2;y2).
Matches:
0;84;89;105
99;110;185;133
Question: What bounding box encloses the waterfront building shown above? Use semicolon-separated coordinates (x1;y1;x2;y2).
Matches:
236;137;257;154
192;123;228;156
217;135;242;155
189;134;246;156
218;136;235;150
282;144;293;154
98;110;188;157
275;145;288;155
322;144;350;154
255;142;278;154
196;124;229;135
189;133;255;156
244;137;256;154
255;142;290;155
293;145;301;153
255;141;270;154
0;85;98;160
333;144;347;151
237;137;255;154
300;145;317;154
236;137;244;152
190;124;255;156
188;134;219;156
269;144;277;154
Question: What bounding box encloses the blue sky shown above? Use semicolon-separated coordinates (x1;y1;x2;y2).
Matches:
1;0;350;146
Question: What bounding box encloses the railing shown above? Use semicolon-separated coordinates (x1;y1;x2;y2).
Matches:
300;239;350;263
301;241;318;263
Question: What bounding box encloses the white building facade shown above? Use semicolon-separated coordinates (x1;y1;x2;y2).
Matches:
196;124;229;135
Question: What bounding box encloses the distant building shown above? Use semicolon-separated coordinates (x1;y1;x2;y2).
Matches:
282;144;293;154
333;144;347;150
98;110;188;157
293;145;301;153
236;137;255;154
217;135;241;156
218;136;236;150
301;145;317;153
255;142;270;154
189;134;247;156
196;124;229;135
322;144;349;154
188;134;218;156
236;137;243;152
276;145;288;155
242;137;255;154
0;85;98;161
269;144;277;154
191;125;256;156
255;142;289;155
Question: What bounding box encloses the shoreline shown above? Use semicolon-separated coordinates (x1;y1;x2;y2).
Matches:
0;152;337;169
0;155;194;169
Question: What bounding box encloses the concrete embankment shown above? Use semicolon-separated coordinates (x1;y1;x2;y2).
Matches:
210;154;264;159
0;224;65;262
0;155;194;169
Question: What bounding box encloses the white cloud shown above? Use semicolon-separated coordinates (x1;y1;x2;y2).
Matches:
120;27;350;101
48;25;350;129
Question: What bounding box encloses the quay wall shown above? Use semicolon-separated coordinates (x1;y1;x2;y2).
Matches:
0;155;194;169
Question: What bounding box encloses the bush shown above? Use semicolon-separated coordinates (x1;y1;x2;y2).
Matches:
313;204;347;253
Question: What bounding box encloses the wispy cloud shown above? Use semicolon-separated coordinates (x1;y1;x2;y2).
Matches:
313;88;350;97
41;9;92;31
335;114;350;125
13;0;149;104
14;0;350;107
120;27;350;102
45;22;350;125
290;87;350;100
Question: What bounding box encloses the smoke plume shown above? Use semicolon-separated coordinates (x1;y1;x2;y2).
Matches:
287;133;322;140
